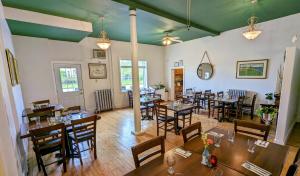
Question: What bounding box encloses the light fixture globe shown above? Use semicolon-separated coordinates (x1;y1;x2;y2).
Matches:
97;17;111;50
243;16;262;40
97;31;111;50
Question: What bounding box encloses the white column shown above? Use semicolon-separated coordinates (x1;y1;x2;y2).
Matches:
130;9;142;134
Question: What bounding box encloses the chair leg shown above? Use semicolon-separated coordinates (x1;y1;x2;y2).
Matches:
34;151;41;171
157;121;159;136
164;121;167;138
93;138;97;159
182;115;185;128
251;108;254;120
39;157;48;176
74;142;83;165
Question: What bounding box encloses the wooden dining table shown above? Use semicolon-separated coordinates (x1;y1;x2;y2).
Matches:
165;102;194;134
140;96;161;120
183;128;289;176
209;97;238;121
125;127;288;176
20;112;100;158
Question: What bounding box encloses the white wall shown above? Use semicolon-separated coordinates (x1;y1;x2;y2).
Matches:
164;13;300;106
13;36;165;111
0;1;25;175
275;47;300;144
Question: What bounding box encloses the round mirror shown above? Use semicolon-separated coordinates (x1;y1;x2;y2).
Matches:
197;63;213;80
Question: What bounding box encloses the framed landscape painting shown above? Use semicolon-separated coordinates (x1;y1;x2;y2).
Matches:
236;59;268;79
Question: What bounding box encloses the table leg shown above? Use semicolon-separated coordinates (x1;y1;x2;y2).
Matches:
175;112;180;135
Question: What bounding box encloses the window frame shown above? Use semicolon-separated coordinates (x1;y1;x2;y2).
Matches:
119;59;148;92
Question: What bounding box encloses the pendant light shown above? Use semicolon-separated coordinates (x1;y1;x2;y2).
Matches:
243;16;262;40
97;17;111;50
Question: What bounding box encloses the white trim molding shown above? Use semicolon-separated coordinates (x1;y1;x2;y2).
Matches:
4;7;93;32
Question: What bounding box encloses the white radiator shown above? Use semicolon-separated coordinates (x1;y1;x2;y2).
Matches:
95;89;113;113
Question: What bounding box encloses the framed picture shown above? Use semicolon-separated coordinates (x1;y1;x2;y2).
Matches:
93;49;106;59
236;59;268;79
5;49;17;86
13;58;20;84
88;63;107;79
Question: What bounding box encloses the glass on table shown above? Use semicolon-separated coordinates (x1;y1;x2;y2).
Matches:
247;139;256;153
167;154;176;175
227;129;235;143
214;135;222;148
210;167;223;176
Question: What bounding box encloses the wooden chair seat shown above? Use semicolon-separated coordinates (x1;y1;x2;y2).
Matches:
131;136;165;168
157;115;176;122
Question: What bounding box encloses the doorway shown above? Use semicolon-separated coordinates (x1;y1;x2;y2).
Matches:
170;67;184;100
53;63;85;109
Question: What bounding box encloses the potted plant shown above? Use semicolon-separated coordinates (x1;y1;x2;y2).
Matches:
256;107;278;125
265;93;273;104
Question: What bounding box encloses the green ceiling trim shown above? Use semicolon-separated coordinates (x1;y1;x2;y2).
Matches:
7;19;90;42
111;0;220;35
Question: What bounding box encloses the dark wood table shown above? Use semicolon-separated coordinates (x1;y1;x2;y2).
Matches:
209;98;238;121
125;149;245;176
140;96;161;120
20;112;100;158
183;128;289;176
166;102;194;134
22;104;64;118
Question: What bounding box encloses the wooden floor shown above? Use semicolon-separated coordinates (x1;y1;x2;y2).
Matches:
287;122;300;148
28;108;298;176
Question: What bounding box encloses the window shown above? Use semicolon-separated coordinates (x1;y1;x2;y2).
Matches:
120;60;148;91
59;68;79;92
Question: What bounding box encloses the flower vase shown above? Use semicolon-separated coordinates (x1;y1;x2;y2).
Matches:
201;146;210;166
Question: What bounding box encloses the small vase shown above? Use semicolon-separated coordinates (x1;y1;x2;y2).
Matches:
201;146;210;166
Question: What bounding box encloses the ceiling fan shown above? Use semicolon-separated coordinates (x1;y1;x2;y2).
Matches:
162;32;183;46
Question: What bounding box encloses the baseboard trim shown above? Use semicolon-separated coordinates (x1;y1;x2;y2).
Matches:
131;131;145;136
284;120;296;144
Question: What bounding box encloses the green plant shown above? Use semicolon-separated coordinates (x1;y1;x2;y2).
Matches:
153;82;166;90
265;93;273;100
256;107;278;118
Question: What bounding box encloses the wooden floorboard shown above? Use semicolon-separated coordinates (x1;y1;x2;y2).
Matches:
27;108;298;176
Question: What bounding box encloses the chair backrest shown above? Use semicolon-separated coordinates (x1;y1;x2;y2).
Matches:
128;90;133;98
217;91;224;98
64;106;81;114
71;115;97;142
30;123;65;155
32;99;50;108
155;104;167;119
30;106;55;122
234;120;270;141
131;136;165;168
251;94;257;107
204;90;211;93
237;96;245;110
286;160;300;176
186;88;193;94
209;93;216;107
181;122;202;143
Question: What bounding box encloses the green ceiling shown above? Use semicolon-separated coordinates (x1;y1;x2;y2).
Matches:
2;0;300;45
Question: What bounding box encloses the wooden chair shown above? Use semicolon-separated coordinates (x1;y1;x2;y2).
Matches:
131;136;165;168
181;122;202;143
32;99;50;108
242;94;257;120
234;120;270;141
202;90;211;109
211;92;224;119
30;106;55;123
64;106;81;115
217;91;224;98
69;115;97;165
177;107;193;129
286;149;300;176
155;104;176;138
193;92;203;114
128;90;133;108
30;123;66;176
226;96;245;120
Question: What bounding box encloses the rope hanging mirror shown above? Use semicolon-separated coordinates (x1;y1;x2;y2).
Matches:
197;51;214;80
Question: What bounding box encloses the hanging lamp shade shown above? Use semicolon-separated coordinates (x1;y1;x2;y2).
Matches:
97;17;111;50
243;16;262;40
97;31;111;50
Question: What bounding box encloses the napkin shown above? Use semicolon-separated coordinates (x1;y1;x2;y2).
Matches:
174;148;192;158
242;161;271;176
255;140;269;148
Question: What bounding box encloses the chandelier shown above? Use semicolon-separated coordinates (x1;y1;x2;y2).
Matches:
243;16;262;40
97;17;111;50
